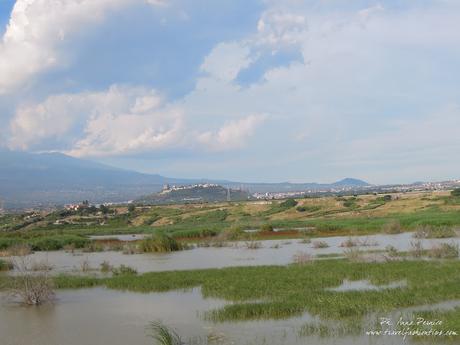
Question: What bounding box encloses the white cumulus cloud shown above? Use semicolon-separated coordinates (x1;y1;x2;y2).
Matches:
0;0;165;94
200;42;253;82
8;85;266;156
197;114;267;151
9;85;183;156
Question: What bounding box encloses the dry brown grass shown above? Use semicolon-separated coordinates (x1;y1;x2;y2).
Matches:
292;251;313;265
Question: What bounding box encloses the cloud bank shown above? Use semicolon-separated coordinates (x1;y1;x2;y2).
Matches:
1;0;460;183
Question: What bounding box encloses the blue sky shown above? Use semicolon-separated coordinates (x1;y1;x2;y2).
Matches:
0;0;459;184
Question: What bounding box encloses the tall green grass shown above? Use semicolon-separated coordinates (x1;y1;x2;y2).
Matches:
35;259;460;324
148;321;184;345
0;235;89;251
140;233;183;253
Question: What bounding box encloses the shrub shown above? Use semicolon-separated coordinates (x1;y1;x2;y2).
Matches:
100;261;113;273
382;220;402;234
199;229;218;238
343;248;363;262
296;205;321;213
122;243;140;255
410;240;424;258
428;243;459;259
340;238;359;248
300;237;311;244
312;241;329;249
280;198;298;208
80;258;92;272
259;224;274;232
245;241;262;249
0;259;14;271
292;251;312;265
112;264;138;276
385;245;399;258
30;261;53;272
220;226;247;241
343;199;358;209
82;242;104;252
413;225;457;239
7;257;55;305
141;233;183;253
4;244;32;256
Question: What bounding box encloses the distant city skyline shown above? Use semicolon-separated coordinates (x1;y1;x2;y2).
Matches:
0;0;459;185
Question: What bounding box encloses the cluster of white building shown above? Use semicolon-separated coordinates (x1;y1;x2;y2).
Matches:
160;183;220;194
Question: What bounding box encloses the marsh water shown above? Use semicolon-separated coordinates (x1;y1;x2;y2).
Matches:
7;232;460;274
0;287;443;345
2;231;459;345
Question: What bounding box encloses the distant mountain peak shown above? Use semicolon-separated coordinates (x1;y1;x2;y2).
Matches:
332;178;370;187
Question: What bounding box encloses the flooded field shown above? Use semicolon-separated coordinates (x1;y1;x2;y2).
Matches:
0;286;440;345
1;231;459;345
5;232;460;274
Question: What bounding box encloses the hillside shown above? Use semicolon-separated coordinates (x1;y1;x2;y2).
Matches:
0;150;192;208
136;184;251;204
0;150;370;209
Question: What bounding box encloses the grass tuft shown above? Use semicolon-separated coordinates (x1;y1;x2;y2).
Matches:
148;321;184;345
141;233;183;253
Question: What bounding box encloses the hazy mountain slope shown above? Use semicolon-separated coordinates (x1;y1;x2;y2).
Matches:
0;151;370;209
0;151;190;208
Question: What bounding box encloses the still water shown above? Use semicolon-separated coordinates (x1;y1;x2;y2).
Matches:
7;232;459;274
0;287;435;345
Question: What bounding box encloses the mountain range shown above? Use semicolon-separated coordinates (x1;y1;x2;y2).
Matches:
0;150;370;209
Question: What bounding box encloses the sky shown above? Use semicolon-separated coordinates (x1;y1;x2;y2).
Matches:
0;0;459;184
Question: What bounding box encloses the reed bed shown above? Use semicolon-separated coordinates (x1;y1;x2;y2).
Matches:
140;233;183;253
29;259;460;325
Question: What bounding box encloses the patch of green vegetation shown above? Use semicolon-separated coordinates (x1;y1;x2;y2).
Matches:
148;321;184;345
219;226;248;240
315;253;343;258
382;219;402;234
25;260;460;325
342;197;360;210
2;194;460;246
451;189;460;197
30;235;90;251
0;237;22;250
0;235;89;251
259;199;298;216
296;205;321;213
400;307;460;340
179;210;228;224
140;233;183;253
111;264;138;276
299;318;363;337
259;224;274;232
170;228;217;239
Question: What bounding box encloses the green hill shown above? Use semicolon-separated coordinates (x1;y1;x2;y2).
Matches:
136;184;251;204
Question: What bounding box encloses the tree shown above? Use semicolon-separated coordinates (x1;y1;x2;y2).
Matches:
451;189;460;197
99;204;109;214
128;204;136;213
